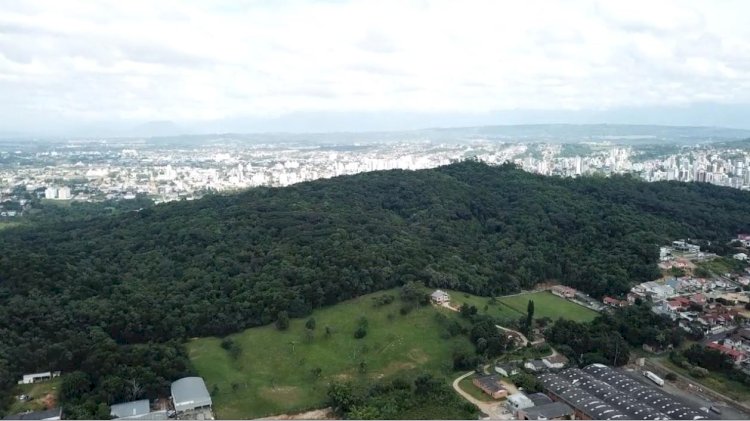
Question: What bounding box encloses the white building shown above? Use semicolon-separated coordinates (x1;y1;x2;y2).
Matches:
430;289;450;304
18;371;60;385
734;253;748;261
57;186;71;200
44;187;57;199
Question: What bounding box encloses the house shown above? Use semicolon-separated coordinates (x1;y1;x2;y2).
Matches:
734;253;748;261
495;363;519;377
472;375;508;399
542;354;569;370
524;360;547;372
603;296;627;308
551;285;576;299
430;289;450;304
517;402;575;420
690;293;707;306
17;372;60;385
707;342;747;364
2;408;62;421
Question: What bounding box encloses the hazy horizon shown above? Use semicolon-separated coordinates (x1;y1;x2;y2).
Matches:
3;0;750;137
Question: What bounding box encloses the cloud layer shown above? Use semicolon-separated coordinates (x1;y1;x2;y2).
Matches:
1;0;750;132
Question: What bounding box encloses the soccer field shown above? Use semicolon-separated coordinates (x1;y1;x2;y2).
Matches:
499;291;598;322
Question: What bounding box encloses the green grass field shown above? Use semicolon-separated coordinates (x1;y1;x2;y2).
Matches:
188;289;473;419
449;290;598;323
7;378;61;415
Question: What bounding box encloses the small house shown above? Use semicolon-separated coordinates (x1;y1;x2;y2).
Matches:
430;289;450;304
523;359;547;372
542;354;569;370
472;375;508;399
495;363;519;377
17;372;60;385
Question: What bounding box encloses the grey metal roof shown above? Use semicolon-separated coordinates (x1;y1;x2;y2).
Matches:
583;364;706;420
560;368;668;420
171;377;212;412
527;392;553;406
111;400;150;419
538;373;630;420
474;375;505;393
522;402;575;420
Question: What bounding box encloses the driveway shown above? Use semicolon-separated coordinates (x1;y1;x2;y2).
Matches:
452;370;514;420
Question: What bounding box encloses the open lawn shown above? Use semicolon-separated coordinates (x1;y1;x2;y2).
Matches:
448;290;598;323
188;289;473;419
8;378;61;415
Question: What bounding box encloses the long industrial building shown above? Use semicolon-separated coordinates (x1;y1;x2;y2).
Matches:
538;364;707;420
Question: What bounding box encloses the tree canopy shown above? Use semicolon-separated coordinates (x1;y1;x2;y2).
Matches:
1;161;749;417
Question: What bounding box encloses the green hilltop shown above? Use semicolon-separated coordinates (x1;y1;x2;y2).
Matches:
1;161;749;417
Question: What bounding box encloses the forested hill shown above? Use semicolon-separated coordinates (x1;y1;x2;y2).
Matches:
1;161;750;416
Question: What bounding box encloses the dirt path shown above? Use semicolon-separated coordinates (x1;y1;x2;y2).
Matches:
255;407;333;420
452;370;513;419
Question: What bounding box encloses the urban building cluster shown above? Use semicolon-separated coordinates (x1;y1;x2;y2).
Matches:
1;139;749;217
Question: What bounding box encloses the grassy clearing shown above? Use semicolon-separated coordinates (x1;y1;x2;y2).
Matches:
697;257;747;277
8;378;61;415
458;376;495;402
448;290;597;323
188;289;473;419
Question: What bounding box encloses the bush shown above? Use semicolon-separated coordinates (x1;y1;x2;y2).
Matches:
665;372;677;381
275;311;290;330
689;366;709;378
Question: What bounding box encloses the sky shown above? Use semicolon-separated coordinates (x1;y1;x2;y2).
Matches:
2;0;750;136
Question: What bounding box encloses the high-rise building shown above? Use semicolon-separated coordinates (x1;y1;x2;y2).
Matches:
57;186;71;200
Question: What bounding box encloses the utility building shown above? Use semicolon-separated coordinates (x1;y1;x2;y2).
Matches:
171;377;212;413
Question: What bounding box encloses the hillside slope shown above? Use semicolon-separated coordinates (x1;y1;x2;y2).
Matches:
1;161;749;417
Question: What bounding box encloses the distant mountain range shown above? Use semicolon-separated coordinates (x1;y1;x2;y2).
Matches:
2;123;750;146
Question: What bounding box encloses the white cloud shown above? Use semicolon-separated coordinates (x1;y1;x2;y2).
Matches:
1;0;750;130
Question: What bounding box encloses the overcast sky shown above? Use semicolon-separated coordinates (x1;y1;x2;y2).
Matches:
2;0;750;135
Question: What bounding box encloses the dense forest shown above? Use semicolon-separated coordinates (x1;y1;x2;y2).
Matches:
1;161;750;417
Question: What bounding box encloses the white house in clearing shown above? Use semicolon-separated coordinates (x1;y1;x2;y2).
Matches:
430;289;450;304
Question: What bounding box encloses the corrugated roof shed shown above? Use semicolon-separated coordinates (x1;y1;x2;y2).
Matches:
522;402;575;420
111;400;150;419
171;377;212;413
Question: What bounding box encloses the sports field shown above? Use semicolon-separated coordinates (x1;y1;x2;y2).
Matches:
448;290;598;323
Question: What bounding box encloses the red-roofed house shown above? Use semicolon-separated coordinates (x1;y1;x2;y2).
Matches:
666;296;690;312
603;296;627;308
707;342;747;364
690;293;706;306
